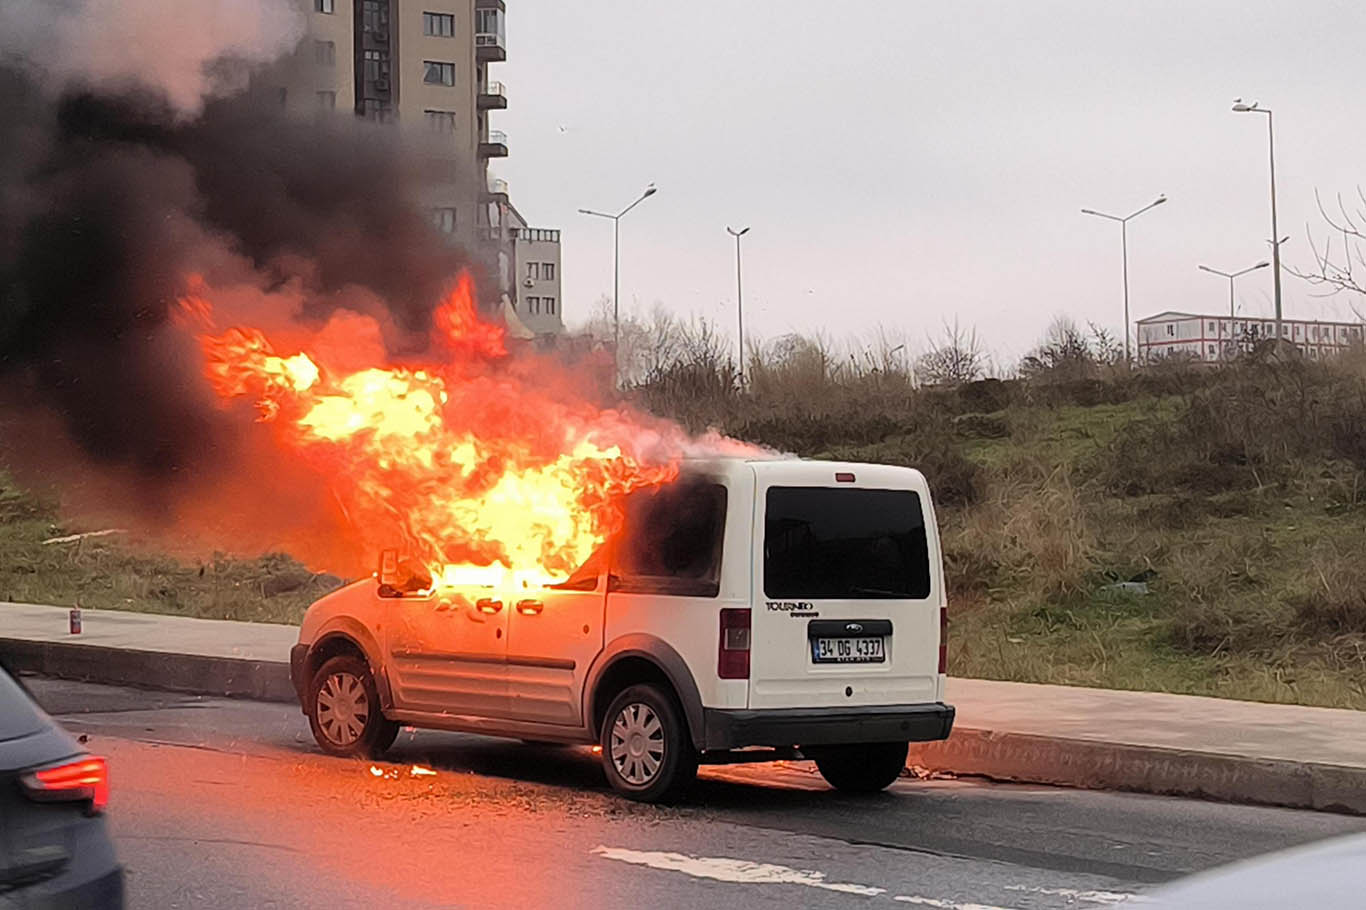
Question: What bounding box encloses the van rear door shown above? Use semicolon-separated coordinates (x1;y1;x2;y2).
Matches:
748;463;943;710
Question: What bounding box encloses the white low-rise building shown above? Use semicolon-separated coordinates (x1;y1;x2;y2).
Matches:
1136;311;1364;363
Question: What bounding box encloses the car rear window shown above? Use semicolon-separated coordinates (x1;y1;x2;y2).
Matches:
0;666;48;741
764;487;931;599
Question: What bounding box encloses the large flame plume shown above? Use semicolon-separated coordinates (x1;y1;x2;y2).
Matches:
177;272;691;588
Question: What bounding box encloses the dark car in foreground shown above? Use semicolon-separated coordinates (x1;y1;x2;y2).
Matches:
0;666;123;909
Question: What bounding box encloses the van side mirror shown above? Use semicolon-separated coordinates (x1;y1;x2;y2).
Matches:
378;549;401;588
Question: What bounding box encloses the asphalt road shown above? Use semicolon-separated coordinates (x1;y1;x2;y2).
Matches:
24;677;1366;910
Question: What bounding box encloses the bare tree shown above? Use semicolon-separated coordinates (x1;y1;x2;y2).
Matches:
1019;316;1096;377
1292;188;1366;317
915;319;985;386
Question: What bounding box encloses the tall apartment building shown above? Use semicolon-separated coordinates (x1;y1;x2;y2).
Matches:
1137;310;1364;363
274;0;564;334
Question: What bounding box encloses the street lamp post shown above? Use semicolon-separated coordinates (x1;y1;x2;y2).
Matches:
1232;100;1284;341
578;183;658;385
726;226;750;383
1081;194;1167;363
1198;261;1270;319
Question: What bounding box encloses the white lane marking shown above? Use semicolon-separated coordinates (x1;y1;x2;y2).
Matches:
893;895;1019;910
1003;885;1147;905
592;846;885;896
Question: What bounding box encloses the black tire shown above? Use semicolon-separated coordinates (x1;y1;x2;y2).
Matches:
812;742;909;793
307;655;399;759
599;683;698;803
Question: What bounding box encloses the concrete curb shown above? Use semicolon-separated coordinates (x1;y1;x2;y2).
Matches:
0;638;295;703
907;728;1366;816
4;636;1362;815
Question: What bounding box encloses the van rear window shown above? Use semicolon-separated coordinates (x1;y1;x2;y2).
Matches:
764;487;931;600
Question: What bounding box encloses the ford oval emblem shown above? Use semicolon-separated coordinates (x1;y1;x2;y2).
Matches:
845;622;863;633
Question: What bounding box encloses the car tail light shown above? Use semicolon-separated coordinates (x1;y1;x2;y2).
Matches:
938;606;948;675
21;756;109;814
718;608;751;679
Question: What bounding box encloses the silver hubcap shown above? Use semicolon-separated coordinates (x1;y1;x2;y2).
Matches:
316;671;369;746
610;702;665;786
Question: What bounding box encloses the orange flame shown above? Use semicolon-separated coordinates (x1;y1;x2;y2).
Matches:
187;271;679;587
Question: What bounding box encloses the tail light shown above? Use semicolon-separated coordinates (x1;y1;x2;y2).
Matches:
938;606;948;675
718;608;751;679
21;756;109;814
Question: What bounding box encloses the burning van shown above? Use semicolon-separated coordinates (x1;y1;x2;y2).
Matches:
289;456;954;802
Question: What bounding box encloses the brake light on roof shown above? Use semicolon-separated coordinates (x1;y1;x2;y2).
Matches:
834;472;856;483
718;608;751;679
21;756;109;814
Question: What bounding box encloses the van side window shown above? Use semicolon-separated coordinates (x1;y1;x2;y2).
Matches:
611;479;727;597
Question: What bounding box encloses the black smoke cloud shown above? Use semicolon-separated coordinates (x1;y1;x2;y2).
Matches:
0;64;483;484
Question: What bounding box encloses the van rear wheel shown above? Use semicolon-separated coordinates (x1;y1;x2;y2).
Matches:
599;684;697;803
812;742;908;793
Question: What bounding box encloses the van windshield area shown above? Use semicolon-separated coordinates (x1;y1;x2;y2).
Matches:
764;487;931;600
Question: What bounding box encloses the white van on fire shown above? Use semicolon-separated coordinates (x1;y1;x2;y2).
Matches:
290;457;954;802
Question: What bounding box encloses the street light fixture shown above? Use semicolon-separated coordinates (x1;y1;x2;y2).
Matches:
1232;99;1285;341
578;184;658;385
1081;194;1167;362
1198;261;1270;319
726;226;750;384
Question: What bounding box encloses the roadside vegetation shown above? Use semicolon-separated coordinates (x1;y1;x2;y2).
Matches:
625;315;1366;710
4;313;1365;709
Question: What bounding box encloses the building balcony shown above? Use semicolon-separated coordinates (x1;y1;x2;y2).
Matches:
475;7;506;62
484;176;509;202
512;227;560;243
477;224;503;243
478;129;508;158
478;80;507;110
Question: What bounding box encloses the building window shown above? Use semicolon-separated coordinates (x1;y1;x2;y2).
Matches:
361;99;393;122
526;262;540;281
316;0;334;13
527;296;541;315
423;12;455;36
317;91;336;110
1208;345;1216;356
545;297;556;315
364;50;388;82
1295;324;1302;337
362;0;389;32
542;263;556;281
1208;322;1216;333
430;207;457;235
424;110;456;132
1165;324;1174;337
314;40;336;66
424;61;456;86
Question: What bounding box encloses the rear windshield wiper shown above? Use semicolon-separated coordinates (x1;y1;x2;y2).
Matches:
848;586;912;598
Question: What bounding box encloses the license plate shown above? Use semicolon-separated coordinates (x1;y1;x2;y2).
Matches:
811;636;885;663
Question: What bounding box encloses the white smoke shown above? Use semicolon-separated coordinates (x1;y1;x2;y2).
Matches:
0;0;305;114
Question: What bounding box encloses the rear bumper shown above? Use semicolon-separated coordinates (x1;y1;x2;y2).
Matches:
289;643;309;708
703;702;954;751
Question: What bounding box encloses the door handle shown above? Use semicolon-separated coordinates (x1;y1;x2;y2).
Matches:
476;598;504;614
516;599;544;615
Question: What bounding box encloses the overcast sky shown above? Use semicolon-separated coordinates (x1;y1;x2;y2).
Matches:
496;0;1366;362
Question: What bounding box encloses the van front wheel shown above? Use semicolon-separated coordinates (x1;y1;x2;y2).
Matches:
812;741;908;793
307;655;399;759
